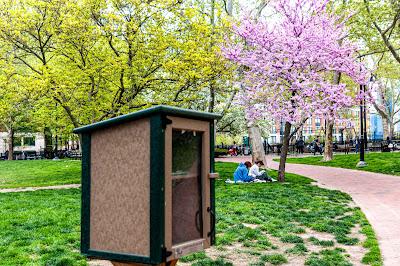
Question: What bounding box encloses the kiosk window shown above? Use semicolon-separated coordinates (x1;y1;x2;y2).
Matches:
172;130;203;245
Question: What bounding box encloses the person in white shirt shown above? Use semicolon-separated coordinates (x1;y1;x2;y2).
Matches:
249;160;276;182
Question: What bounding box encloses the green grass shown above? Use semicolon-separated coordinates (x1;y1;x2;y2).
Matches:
359;212;383;266
285;243;308;254
308;237;335;247
260;254;288;265
191;257;233;266
0;160;81;188
0;188;86;265
305;248;351;266
184;162;382;266
0;161;382;265
179;251;208;262
282;152;400;175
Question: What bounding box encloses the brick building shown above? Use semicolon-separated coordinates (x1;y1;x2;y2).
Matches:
266;107;372;144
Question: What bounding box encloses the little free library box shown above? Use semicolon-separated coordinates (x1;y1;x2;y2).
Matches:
73;106;221;265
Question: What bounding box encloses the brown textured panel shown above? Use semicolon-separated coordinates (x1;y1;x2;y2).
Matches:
90;118;150;256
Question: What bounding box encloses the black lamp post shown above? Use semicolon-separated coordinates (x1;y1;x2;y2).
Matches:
357;83;367;167
363;84;368;150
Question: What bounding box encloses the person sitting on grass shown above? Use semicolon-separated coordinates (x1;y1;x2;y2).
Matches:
233;161;253;183
249;160;276;182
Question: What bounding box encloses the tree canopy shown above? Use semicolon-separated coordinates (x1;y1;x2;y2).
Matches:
0;0;235;134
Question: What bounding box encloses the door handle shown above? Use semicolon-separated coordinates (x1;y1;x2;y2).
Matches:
195;210;201;233
208;173;219;179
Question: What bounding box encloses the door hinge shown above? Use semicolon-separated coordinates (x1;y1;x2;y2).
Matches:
162;247;173;262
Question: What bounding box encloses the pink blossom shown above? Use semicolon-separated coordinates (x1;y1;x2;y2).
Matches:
223;0;368;125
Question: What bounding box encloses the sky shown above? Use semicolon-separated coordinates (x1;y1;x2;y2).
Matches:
236;0;278;21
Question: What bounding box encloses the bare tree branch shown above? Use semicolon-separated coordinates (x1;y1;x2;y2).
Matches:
363;0;400;64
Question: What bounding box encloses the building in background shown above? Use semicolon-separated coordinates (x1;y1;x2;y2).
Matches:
266;106;372;144
265;103;400;145
369;112;384;141
0;132;45;154
266;116;344;144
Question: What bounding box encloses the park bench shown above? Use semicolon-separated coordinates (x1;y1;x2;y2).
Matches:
26;154;36;160
25;151;41;160
368;142;382;152
214;148;228;157
66;150;82;160
334;144;351;153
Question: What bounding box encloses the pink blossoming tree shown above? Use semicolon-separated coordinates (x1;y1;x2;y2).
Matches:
223;0;368;181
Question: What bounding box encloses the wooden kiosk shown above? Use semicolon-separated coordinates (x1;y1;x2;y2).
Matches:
73;106;221;265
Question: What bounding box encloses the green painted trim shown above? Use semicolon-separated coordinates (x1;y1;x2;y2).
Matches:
150;114;165;263
209;121;216;245
81;134;91;253
74;105;222;134
84;249;152;264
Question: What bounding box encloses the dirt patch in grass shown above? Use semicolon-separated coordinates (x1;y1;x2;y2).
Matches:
177;219;368;266
243;223;259;229
176;163;382;266
337;224;368;266
0;184;81;193
89;260;113;266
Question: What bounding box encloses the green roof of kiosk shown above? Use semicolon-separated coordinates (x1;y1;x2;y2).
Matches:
73;105;222;134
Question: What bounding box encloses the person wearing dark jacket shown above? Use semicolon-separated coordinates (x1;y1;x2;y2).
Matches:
296;138;305;154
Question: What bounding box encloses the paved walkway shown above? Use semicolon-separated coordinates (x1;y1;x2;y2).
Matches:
217;155;400;266
0;184;81;193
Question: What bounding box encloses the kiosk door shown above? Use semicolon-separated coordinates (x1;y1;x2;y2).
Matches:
165;117;211;260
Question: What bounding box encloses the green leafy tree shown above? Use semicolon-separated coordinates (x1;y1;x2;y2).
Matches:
0;52;36;159
0;0;234;140
346;0;400;139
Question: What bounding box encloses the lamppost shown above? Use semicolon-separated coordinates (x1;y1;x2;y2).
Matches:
357;83;367;167
363;83;368;150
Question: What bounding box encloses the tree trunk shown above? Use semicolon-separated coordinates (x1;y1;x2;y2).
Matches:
389;120;394;140
208;82;215;113
247;121;265;165
226;0;233;15
78;134;82;152
278;122;291;182
383;118;389;140
323;70;341;161
323;120;334;161
7;127;14;160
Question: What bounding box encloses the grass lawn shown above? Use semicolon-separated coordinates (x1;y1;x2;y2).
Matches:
0;188;86;265
0;160;81;188
282;152;400;176
181;162;382;266
0;161;382;265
